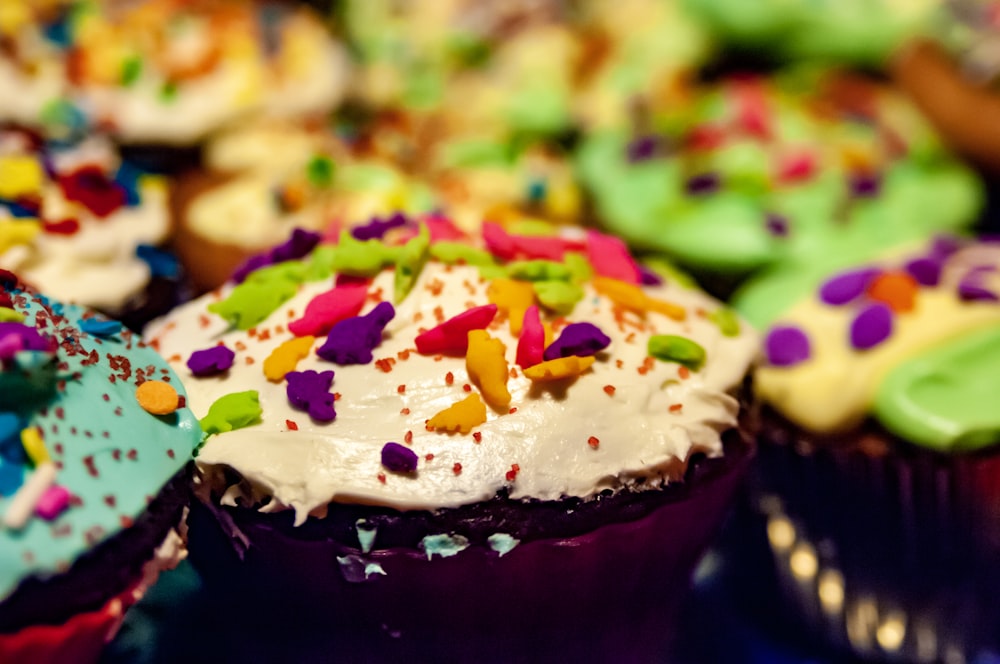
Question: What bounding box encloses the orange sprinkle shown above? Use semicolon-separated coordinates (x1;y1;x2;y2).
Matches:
286;420;298;431
375;358;396;373
433;306;445;323
258;329;271;341
397;384;406;394
637;357;655;375
866;271;919;313
248;328;257;338
398;349;411;360
334;393;342;401
603;385;616;396
198;315;211;329
678;366;690;380
400;407;411;415
135;381;178;415
588;436;600;449
405;431;413;444
669;404;684;413
245;357;255;365
616;359;624;369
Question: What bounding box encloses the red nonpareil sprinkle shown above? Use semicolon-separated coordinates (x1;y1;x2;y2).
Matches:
616;359;624;369
400;407;411;415
463;384;472;392
453;463;463;475
377;473;386;484
638;357;655;375
404;431;413;444
669;404;683;413
375;358;395;373
43;218;80;235
445;372;455;385
286;420;299;431
588;436;600;449
508;407;517;414
397;384;406;394
258;329;271;341
506;464;520;482
245;357;255;365
334;393;342;401
678;366;690;379
166;449;175;459
248;328;257;338
198;315;211;328
425;453;434;461
509;367;518;379
603;385;616;396
235;340;247;351
473;432;482;443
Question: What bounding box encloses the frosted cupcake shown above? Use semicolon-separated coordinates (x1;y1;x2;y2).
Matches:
731;236;1000;661
0;274;201;664
147;217;757;661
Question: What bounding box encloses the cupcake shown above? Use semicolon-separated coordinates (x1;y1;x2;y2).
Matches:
730;236;1000;660
146;217;758;661
0;0;349;148
575;69;983;296
0;273;201;664
0;126;182;330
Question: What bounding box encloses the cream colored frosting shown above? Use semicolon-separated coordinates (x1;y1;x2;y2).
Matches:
756;243;1000;433
148;256;756;521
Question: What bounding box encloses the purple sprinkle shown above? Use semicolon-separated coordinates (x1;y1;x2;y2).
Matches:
764;326;811;367
186;346;235;377
957;270;1000;302
286;369;337;422
231;228;322;284
543;322;611;361
351;212;410;241
904;256;943;287
0;323;52;354
685;173;720;196
638;264;663;286
317;301;395;365
626;135;661;163
929;235;964;258
850;303;894;350
381;442;418;473
819;268;881;306
849;173;881;198
764;213;790;238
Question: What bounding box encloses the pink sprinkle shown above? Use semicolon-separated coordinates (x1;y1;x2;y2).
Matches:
415;304;498;355
516;305;545;369
776;151;817;183
482;222;579;261
424;217;466;242
288;283;367;337
586;231;641;284
35;485;71;521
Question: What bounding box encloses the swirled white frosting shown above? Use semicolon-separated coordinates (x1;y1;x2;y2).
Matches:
147;252;756;521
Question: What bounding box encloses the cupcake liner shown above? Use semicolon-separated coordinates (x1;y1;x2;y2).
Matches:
187;435;753;663
741;411;1000;661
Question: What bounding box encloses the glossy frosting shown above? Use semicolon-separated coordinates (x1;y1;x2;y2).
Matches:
749;238;1000;451
577;71;982;278
0;283;201;603
0;129;169;312
147;220;757;522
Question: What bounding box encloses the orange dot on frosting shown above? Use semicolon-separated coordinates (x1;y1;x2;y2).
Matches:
136;381;179;415
866;271;918;313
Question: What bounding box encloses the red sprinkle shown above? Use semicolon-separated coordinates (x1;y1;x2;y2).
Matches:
678;366;690;379
375;358;395;373
377;473;386;484
463;384;472;392
508;407;517;414
603;385;616;396
473;432;482;443
505;464;520;482
669;404;684;413
445;372;455;385
400;407;411;415
397;384;406;394
588;436;600;449
404;431;413;444
425;453;434;461
453;463;463;475
286;420;299;431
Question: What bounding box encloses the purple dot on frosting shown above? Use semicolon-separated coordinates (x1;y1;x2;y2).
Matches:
286;369;337;422
764;326;811;367
638;264;663;286
904;256;943;287
543;322;611;361
849;173;881;198
626;135;661;163
929;235;964;259
317;301;395;365
231;228;322;284
957;272;1000;302
351;212;410;241
764;213;790;238
381;442;418;473
685;173;720;196
850;303;893;350
819;268;881;306
186;345;235;377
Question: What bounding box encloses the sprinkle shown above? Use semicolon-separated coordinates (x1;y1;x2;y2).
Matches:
34;484;71;521
0;461;23;497
473;431;483;442
819;268;881;306
381;442;418;473
351;212;409;241
483;222;571;261
586;231;641;284
707;308;741;337
429;242;496;267
3;462;56;530
0;219;41;255
506;260;573;282
20;427;49;466
849;173;881;198
415;304;497;355
685;173;720;195
523;356;595;382
957;276;999;302
420;533;470;560
427;393;487;434
286;370;337;422
263;336;316;382
316;302;395;365
764;326;811;366
904;256;942;287
533;280;584;315
592;277;685;321
647;335;706;371
506;464;520;482
0;308;24;323
487;533;520;557
466;330;510;409
588;436;600;449
286;420;298;431
135;381;179;415
487;279;536;335
850;303;894;350
208;265;302;330
78;318;122;337
669;404;684;413
186;345;235;377
200;391;262;437
288;283;367;337
394;224;430;303
543;322;610;361
232;228;321;284
866;271;919;313
626;135;662;163
0;156;44;199
330;231;397;276
516;305;545;369
56;166;127;218
453;463;463;474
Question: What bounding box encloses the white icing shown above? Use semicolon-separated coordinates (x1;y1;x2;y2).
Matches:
148;259;757;522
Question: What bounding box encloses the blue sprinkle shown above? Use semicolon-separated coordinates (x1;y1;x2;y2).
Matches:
0;460;24;497
136;245;181;279
114;162;145;206
526;179;546;203
0;198;40;218
79;318;122;337
42;10;73;48
0;413;27;466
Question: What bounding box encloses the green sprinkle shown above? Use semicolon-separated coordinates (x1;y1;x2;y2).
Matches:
428;242;496;267
394;224;429;303
306;155;335;188
160;81;178;103
648;335;706;371
643;258;698;290
487;533;520;557
533;280;584;314
562;252;594;283
507;260;572;282
356;519;377;554
506;219;559;237
200;391;262;437
302;245;340;282
0;307;25;322
330;231;397;276
208;263;304;330
120;56;142;87
708;308;741;337
419;533;470;560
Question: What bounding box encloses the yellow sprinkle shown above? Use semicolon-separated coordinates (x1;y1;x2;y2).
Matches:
523;356;595;382
0;307;24;322
0;156;44;199
487;279;536;335
0;219;41;255
263;335;316;382
136;380;179;415
592;277;686;322
428;393;487;434
466;330;510;409
20;427;49;467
